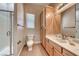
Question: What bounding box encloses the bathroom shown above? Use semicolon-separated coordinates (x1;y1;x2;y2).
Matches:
0;3;79;56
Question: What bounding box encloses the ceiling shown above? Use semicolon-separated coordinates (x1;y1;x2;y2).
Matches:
26;3;49;6
24;3;60;14
49;3;60;7
24;3;49;14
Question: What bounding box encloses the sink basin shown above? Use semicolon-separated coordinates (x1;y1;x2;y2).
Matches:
68;42;76;46
67;39;76;46
73;39;79;44
56;38;67;43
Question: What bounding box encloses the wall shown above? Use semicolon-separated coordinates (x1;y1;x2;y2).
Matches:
13;3;25;55
26;13;41;44
24;5;41;44
34;13;41;43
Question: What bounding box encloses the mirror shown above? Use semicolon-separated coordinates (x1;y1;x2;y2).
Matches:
75;3;79;39
61;4;79;39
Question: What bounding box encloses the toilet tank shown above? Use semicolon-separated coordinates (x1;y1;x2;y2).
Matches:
27;34;34;40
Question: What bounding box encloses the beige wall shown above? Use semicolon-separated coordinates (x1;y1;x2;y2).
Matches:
34;13;40;43
13;3;25;55
24;5;41;44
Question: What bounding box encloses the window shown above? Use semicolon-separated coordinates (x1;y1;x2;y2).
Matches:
26;13;35;28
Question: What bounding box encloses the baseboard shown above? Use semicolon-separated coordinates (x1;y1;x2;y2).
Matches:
17;44;25;56
34;41;41;44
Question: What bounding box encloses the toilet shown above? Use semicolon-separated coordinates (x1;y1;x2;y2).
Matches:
26;34;34;51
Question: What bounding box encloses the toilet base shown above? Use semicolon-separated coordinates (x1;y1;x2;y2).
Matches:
28;47;32;51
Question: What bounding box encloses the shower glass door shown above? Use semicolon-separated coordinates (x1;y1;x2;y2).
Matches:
0;11;11;56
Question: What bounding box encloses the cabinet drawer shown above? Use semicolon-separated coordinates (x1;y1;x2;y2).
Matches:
49;40;62;53
46;40;54;55
54;48;62;56
63;49;76;56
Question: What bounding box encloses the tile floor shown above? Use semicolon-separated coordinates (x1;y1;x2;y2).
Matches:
20;44;48;56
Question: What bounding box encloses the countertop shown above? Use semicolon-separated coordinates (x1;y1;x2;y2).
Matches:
46;34;79;56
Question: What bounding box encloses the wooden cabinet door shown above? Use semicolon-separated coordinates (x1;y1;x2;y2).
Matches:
40;8;46;48
45;6;61;34
63;49;76;56
40;7;46;47
40;12;43;44
54;48;62;56
46;39;54;56
46;7;54;34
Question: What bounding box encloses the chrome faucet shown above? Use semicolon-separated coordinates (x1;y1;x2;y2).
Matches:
61;34;66;40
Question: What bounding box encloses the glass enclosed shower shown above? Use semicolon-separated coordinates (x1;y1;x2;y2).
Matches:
0;4;14;56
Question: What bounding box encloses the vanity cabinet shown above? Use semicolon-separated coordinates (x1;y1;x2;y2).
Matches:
54;48;62;56
45;38;62;56
46;44;54;56
48;39;62;56
51;41;62;53
45;39;54;56
45;38;76;56
53;45;62;56
63;48;76;56
41;6;61;51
